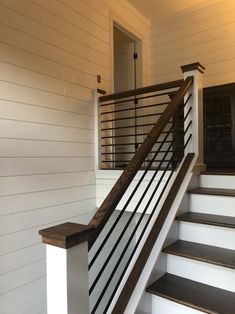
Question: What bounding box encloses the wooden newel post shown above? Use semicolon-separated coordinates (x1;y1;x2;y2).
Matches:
39;223;94;314
181;62;206;170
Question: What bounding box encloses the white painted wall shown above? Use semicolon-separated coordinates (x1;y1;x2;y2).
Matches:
0;0;150;313
150;0;235;87
151;295;204;314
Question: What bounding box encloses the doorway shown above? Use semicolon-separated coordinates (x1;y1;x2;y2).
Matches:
113;24;141;93
112;24;142;168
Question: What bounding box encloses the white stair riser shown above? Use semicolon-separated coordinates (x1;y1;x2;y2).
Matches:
190;194;235;217
167;255;235;292
200;175;235;189
151;295;204;314
179;221;235;250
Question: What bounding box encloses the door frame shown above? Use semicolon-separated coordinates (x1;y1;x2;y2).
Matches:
109;14;146;94
103;15;145;168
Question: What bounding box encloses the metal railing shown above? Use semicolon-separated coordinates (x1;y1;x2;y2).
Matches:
39;63;205;314
99;80;186;170
88;77;193;313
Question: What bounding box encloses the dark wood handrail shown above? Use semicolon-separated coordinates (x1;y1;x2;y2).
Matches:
99;79;184;102
88;76;193;247
111;153;195;314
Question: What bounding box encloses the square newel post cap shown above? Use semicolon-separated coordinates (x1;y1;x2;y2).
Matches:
39;222;95;249
181;62;206;74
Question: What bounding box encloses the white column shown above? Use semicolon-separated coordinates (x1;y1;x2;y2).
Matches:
39;222;94;314
94;89;100;171
181;62;205;168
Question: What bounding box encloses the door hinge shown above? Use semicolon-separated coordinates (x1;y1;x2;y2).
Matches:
133;53;138;60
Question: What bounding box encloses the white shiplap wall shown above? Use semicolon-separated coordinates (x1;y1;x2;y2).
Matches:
150;0;235;87
0;0;149;313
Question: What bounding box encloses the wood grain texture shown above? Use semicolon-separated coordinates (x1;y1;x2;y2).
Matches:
202;169;235;176
176;212;235;229
111;153;194;314
147;273;235;314
89;77;193;247
163;240;235;269
188;187;235;197
99;79;183;102
39;222;94;248
181;62;206;73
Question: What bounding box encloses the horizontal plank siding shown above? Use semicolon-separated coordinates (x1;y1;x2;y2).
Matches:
0;207;95;256
0;172;95;197
0;0;149;312
150;0;235;87
0;157;94;176
0;277;46;314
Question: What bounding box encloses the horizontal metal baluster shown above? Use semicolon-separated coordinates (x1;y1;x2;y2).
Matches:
101;141;172;147
101;159;171;163
101;123;156;131
99;90;177;107
100;118;188;131
101;150;173;155
101;129;185;139
100;112;162;123
100;101;169;115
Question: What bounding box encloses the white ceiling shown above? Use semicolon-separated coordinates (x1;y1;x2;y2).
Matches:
127;0;207;21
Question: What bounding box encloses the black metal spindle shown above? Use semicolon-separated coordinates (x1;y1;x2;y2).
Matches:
100;101;169;115
91;147;175;313
89;136;174;297
101;129;193;313
91;80;194;312
89;126;174;269
100;112;162;123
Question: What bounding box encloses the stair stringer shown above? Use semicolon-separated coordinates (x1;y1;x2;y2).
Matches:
108;156;198;314
135;163;200;314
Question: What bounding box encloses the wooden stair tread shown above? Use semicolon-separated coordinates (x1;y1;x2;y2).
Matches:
188;187;235;197
202;170;235;176
176;212;235;229
147;273;235;314
163;240;235;269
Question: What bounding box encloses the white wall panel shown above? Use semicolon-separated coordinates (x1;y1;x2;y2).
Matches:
0;3;109;67
150;0;235;87
0;120;93;143
0;277;46;314
0;101;93;129
0;185;95;216
0;172;95;197
0;25;110;82
0;244;44;275
0;80;92;114
0;0;149;312
0;157;94;176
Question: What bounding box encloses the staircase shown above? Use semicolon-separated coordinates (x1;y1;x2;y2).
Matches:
147;172;235;314
39;62;211;314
